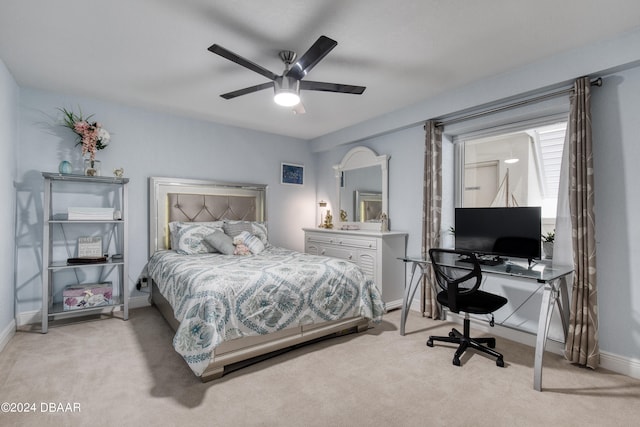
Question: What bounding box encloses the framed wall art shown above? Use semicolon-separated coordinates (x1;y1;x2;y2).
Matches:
281;162;304;185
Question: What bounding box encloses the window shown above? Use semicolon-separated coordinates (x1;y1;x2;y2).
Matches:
458;121;566;235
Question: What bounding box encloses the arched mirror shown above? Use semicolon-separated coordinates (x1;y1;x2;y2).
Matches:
333;146;389;230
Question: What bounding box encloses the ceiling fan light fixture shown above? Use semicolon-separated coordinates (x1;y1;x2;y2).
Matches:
274;76;300;107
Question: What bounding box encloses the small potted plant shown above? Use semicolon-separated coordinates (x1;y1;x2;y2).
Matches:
542;230;555;259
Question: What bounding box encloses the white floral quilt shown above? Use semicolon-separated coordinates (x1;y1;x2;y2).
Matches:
145;246;385;376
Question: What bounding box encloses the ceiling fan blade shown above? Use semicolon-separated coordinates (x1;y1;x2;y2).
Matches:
208;44;279;81
300;80;366;94
286;35;337;80
220;82;273;100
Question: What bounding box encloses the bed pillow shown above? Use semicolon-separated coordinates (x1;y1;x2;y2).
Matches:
174;222;224;254
169;221;223;251
236;230;265;254
168;221;180;250
203;229;235;255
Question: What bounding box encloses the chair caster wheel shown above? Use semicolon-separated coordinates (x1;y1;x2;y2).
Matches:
427;339;434;347
496;357;504;367
488;338;496;348
453;357;461;366
448;331;455;338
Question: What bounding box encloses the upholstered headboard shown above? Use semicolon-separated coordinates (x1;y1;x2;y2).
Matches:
149;177;267;254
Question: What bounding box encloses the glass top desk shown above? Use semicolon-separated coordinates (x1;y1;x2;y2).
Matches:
399;254;573;391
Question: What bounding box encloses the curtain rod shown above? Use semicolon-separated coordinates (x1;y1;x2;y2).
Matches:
432;77;602;128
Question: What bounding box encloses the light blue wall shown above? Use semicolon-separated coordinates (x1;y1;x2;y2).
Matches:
591;65;640;358
312;33;640;361
0;59;18;339
14;88;315;314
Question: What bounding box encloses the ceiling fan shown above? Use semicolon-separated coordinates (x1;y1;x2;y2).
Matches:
207;35;366;113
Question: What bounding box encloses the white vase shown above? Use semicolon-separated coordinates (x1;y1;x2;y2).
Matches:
543;241;553;259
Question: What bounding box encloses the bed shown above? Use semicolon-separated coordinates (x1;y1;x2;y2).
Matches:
146;176;385;381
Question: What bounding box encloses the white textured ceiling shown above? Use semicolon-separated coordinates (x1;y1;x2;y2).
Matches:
1;0;639;140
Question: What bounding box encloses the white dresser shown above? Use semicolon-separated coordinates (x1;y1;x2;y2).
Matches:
303;228;407;309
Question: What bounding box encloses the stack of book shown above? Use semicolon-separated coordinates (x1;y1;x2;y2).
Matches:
67;207;115;220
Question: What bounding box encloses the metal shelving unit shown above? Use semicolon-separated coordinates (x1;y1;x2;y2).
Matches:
41;172;129;333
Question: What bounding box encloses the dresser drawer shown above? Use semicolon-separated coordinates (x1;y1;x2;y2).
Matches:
322;246;355;261
333;236;377;249
306;233;376;250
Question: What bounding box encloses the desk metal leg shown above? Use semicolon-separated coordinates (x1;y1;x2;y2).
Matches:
534;283;554;391
557;276;570;339
400;262;423;336
533;276;570;391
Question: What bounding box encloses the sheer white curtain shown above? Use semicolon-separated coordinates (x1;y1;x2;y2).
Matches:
554;126;573;266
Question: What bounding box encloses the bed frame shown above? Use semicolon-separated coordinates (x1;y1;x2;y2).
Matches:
148;177;369;381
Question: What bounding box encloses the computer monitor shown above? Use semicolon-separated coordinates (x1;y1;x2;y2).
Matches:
454;207;542;263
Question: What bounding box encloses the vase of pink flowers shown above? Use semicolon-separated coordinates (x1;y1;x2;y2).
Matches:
60;107;110;176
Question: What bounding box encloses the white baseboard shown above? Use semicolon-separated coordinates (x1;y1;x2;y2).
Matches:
407;302;638;380
129;294;151;309
17;310;41;327
16;295;151;327
600;351;640;380
0;319;16;353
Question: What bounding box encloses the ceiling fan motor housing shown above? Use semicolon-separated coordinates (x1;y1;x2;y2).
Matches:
274;75;301;106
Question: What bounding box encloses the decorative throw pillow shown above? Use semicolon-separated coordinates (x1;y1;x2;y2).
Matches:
236;230;265;254
203;229;235;255
251;222;270;246
174;223;224;254
223;221;254;238
169;221;224;250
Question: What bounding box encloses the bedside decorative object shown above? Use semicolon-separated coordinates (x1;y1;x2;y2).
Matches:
318;200;328;227
77;236;103;258
84;159;101;176
59;107;110;175
380;212;389;232
322;210;334;229
63;283;113;310
113;167;124;178
67;207;114;220
58;160;72;174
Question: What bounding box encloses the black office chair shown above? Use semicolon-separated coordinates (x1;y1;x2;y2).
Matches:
427;248;508;367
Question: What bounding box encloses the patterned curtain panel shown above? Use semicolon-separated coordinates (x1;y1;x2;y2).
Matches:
564;76;600;369
421;120;443;318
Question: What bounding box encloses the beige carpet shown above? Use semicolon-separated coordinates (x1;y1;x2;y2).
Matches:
1;307;639;427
